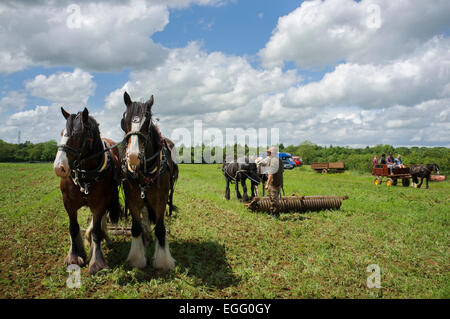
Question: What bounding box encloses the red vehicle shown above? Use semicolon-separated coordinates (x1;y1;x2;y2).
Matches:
292;156;303;167
372;164;411;187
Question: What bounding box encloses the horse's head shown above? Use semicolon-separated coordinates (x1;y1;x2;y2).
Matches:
121;91;154;169
53;107;98;178
433;164;440;174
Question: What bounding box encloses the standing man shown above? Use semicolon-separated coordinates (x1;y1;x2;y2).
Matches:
261;146;284;218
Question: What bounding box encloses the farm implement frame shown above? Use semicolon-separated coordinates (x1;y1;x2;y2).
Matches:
372;164;411;187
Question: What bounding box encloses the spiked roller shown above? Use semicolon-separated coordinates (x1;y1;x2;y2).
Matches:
246;195;349;213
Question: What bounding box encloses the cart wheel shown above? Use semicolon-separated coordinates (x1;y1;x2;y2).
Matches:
322;169;328;174
386;178;393;187
374;177;381;186
392;179;398;186
402;178;410;187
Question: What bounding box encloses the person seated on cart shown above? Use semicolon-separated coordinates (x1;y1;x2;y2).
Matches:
386;152;394;174
380;154;387;165
394;154;405;168
372;155;378;167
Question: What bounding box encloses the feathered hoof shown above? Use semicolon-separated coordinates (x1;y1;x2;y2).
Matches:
127;255;147;269
153;254;175;271
153;241;175;271
88;259;108;275
64;252;85;267
126;235;147;269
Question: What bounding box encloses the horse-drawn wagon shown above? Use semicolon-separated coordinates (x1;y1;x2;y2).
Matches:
372;164;410;187
311;161;345;173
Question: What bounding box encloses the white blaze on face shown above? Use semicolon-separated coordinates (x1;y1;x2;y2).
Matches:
54;128;70;177
127;121;142;167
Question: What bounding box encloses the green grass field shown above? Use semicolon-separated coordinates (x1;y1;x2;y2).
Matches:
0;163;448;298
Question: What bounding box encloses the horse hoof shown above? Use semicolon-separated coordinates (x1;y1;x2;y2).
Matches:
153;242;175;271
64;253;84;267
88;260;108;275
153;253;175;271
127;255;147;269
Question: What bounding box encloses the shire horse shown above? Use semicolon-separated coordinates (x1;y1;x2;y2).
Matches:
121;92;178;270
222;157;261;201
53;107;122;275
410;164;440;189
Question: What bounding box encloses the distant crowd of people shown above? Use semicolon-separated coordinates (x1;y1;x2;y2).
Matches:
372;152;405;171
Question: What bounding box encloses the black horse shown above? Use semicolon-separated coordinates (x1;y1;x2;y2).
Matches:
410;164;440;189
222;157;261;202
257;164;268;196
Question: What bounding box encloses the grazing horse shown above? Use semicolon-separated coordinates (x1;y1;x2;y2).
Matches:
222;157;261;201
53;107;122;275
121;92;178;270
410;164;440;189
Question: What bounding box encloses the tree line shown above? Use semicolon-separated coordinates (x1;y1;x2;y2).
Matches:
0;139;448;175
0;139;58;162
177;141;449;175
281;141;449;175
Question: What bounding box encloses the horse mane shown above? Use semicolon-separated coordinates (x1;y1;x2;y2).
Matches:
150;122;164;150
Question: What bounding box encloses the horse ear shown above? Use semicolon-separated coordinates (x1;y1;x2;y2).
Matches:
146;95;154;112
82;107;89;124
124;91;132;107
61;107;70;120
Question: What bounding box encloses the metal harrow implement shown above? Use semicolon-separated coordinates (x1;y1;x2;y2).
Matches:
246;195;349;213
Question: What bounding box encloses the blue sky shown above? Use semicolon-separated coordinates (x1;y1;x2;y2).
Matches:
0;0;449;147
154;0;302;56
1;0;304;114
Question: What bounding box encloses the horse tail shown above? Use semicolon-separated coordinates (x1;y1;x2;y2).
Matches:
168;163;179;216
105;143;123;224
108;183;122;224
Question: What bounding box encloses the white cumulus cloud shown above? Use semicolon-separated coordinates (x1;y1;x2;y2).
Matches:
25;68;96;105
260;0;450;69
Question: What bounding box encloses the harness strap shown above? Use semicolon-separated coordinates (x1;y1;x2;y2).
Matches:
70;141;113;195
223;166;237;182
124;131;148;142
236;169;261;184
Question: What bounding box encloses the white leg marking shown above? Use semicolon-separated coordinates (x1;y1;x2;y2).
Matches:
153;238;175;270
127;234;147;269
101;215;112;246
84;218;93;247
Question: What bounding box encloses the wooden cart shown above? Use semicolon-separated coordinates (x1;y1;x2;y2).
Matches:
372;164;411;187
311;162;345;173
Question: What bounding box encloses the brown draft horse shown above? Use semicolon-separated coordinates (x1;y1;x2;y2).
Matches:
53;107;122;275
120;92;178;270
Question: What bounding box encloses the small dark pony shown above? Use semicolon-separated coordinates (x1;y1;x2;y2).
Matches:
410;164;440;189
53;107;122;275
120;92;178;270
222;157;261;202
